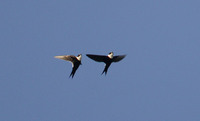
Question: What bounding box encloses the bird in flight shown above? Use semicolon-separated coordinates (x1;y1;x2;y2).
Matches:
86;52;126;75
54;54;82;78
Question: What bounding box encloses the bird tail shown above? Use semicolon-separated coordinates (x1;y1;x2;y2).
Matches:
69;68;76;78
101;70;107;75
101;63;111;75
69;72;74;78
101;67;108;75
69;73;74;78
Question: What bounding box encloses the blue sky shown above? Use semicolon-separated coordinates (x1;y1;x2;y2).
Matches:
1;0;200;121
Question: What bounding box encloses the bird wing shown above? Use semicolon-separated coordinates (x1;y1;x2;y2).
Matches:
86;54;108;62
54;55;77;67
112;55;126;62
55;55;77;61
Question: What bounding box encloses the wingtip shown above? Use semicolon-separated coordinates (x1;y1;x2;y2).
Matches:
86;54;90;57
54;56;64;59
120;54;127;59
85;54;93;59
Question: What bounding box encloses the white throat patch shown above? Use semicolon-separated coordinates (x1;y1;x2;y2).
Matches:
76;55;82;61
108;52;113;59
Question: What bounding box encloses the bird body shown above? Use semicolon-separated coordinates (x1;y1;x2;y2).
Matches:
86;52;126;75
54;54;82;78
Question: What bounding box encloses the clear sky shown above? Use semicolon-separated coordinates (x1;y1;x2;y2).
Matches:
1;0;200;121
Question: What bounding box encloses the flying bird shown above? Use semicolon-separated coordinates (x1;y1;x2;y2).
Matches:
54;54;82;78
86;52;126;75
